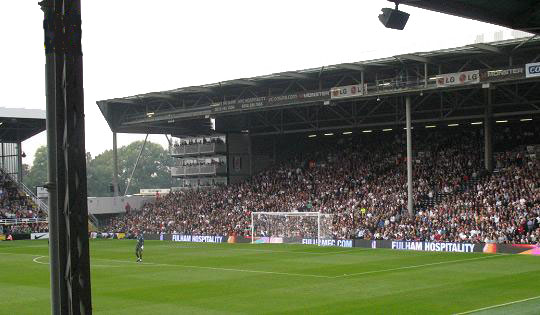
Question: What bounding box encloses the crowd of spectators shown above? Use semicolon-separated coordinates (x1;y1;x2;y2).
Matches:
0;173;47;235
104;125;540;244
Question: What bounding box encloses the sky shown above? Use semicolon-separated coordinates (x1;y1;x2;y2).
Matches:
0;0;516;166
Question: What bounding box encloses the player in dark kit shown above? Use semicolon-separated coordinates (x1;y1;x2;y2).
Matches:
135;233;144;262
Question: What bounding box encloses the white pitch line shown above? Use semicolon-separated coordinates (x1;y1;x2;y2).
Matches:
31;255;126;268
32;255;49;265
95;258;335;279
221;248;360;255
166;244;366;255
454;295;540;314
334;254;503;278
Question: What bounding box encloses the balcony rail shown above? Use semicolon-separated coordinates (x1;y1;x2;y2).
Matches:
170;142;226;156
171;177;228;190
171;164;227;176
0;218;48;225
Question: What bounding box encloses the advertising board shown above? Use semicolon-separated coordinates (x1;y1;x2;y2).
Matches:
330;84;366;99
525;62;540;78
480;67;525;82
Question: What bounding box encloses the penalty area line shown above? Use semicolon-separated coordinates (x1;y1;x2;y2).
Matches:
96;258;335;279
334;254;503;278
454;295;540;314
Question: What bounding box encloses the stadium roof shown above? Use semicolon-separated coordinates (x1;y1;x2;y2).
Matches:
99;37;537;102
98;36;540;135
397;0;540;34
0;107;46;142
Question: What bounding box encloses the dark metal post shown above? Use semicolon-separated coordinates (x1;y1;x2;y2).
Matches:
44;46;64;314
424;63;428;88
406;95;414;216
40;0;92;313
17;141;23;182
112;132;119;197
484;88;494;172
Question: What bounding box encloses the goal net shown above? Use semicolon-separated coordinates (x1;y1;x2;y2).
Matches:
250;212;333;245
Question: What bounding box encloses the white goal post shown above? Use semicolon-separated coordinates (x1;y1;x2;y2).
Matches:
250;212;333;245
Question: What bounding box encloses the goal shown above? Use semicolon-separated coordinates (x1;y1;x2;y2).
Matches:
250;212;333;245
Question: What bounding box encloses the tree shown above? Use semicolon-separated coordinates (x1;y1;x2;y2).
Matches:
24;145;48;191
86;141;172;197
24;141;172;197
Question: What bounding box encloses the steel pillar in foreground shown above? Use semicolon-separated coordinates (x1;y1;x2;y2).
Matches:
406;95;414;216
40;0;92;313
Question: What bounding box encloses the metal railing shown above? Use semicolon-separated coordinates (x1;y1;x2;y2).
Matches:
171;164;227;176
170;142;226;156
0;218;48;225
19;180;49;214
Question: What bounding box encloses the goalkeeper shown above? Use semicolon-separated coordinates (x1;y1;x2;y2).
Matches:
135;233;144;263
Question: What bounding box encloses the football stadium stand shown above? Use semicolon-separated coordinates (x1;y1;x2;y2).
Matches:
103;123;540;244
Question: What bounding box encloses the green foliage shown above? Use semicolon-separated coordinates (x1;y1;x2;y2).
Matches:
87;141;172;196
24;141;172;197
23;145;48;191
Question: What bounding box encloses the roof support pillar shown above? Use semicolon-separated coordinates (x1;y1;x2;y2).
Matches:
424;63;428;88
17;141;23;182
484;88;494;172
406;95;414;216
112;132;119;197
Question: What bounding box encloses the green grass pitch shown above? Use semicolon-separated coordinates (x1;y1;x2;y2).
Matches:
1;239;539;314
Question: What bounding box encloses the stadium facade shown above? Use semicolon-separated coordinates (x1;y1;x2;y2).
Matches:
98;37;540;198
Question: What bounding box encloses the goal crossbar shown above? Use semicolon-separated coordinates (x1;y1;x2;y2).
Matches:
250;211;332;245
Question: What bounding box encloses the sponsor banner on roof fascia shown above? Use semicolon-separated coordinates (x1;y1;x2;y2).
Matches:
31;232;49;240
330;84;366;99
480;67;525;82
525;62;540;78
211;91;330;113
171;234;226;243
436;70;480;87
302;238;353;248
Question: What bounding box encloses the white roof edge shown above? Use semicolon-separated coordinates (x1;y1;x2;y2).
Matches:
0;107;46;120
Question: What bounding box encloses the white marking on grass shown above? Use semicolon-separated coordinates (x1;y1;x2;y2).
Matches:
454;295;540;314
168;244;363;255
334;254;503;278
32;255;49;265
228;248;359;255
31;255;125;268
96;258;335;279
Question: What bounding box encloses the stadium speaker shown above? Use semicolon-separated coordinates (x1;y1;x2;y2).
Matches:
378;7;410;30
